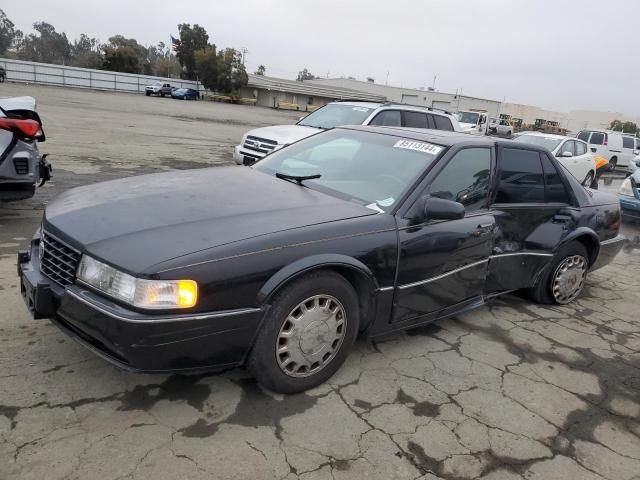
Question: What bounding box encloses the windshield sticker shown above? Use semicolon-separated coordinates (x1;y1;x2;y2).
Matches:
352;107;370;112
393;140;443;155
365;203;385;213
376;197;395;207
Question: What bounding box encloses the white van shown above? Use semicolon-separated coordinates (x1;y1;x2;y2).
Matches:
576;130;639;169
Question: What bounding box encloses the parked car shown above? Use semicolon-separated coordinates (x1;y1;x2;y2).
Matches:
19;126;624;393
233;100;462;165
488;118;513;136
171;88;200;100
0;66;6;82
576;129;639;169
618;170;640;222
513;133;596;186
0;96;51;202
145;82;174;97
454;111;490;136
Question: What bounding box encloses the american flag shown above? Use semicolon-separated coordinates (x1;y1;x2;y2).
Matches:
170;35;179;52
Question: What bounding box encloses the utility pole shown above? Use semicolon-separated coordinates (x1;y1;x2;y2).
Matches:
432;75;437;90
385;71;390;85
241;47;249;65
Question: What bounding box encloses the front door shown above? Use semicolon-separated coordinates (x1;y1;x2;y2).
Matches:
392;147;495;324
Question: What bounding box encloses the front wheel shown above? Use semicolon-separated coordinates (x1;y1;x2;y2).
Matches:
529;242;589;304
609;157;617;171
247;271;359;394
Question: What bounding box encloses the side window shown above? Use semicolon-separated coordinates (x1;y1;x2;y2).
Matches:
428;148;492;213
434;115;454;131
403;111;428;128
495;148;545;203
559;140;575;156
369;110;402;127
575;141;587;156
623;137;634;149
425;114;436;129
589;132;605;145
541;154;570;203
577;131;590;142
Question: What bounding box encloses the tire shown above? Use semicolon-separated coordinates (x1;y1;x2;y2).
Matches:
582;171;594;187
529;241;589;305
145;91;150;96
160;92;165;97
0;75;5;83
609;157;617;171
247;270;360;394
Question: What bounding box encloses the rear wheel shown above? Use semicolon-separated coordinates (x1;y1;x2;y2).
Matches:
582;171;594;187
530;241;589;304
247;271;359;394
609;157;617;171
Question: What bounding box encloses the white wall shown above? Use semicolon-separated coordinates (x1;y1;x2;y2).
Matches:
0;58;202;94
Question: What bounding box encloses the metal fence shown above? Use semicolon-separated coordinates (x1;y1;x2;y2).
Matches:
0;58;202;94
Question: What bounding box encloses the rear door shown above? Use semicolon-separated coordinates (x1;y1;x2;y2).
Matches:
368;110;402;127
486;146;571;292
391;146;495;324
621;136;635;167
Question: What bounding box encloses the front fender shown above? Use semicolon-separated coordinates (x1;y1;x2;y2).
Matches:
257;254;380;304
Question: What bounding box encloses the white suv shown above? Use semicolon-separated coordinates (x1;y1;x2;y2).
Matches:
233;101;462;165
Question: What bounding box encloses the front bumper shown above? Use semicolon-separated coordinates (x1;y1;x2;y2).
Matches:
18;236;266;372
233;145;263;166
592;234;626;270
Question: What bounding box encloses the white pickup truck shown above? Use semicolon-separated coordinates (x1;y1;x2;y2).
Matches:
454;111;489;136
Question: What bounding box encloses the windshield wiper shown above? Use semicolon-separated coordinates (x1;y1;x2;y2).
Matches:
275;172;321;185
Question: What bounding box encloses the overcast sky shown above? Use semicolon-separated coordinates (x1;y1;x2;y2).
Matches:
5;0;639;115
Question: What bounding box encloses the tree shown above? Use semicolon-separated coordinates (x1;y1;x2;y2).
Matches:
70;34;102;69
194;46;218;90
175;24;209;80
17;22;71;64
102;45;139;73
609;119;639;135
255;64;266;76
296;68;316;81
216;48;248;94
0;8;21;54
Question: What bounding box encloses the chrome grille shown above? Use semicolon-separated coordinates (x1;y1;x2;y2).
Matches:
242;135;277;157
40;232;81;287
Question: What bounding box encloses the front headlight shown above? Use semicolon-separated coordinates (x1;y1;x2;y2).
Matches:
619;177;636;197
77;255;198;309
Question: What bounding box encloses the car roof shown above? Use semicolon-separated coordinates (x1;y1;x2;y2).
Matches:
518;132;568;140
328;100;453;116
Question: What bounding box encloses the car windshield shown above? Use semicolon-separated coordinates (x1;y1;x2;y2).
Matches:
455;112;480;124
513;134;562;151
253;129;443;211
175;88;186;93
297;104;375;129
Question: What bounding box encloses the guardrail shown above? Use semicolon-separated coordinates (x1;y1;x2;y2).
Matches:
0;58;202;94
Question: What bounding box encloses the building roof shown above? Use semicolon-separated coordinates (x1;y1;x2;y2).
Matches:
247;74;386;102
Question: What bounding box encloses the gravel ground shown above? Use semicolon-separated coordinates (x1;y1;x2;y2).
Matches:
1;83;639;480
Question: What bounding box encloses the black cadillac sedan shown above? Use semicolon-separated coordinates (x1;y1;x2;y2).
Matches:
18;126;625;393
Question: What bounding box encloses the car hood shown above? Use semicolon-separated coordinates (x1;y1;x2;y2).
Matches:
43;166;375;274
244;124;321;145
458;122;477;132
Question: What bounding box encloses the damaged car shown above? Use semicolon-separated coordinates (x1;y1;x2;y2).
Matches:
0;96;51;202
18;126;624;393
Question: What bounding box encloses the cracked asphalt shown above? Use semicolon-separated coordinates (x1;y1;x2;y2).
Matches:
1;84;640;480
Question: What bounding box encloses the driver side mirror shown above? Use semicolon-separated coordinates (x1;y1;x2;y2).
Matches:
420;196;465;221
560;151;573;158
